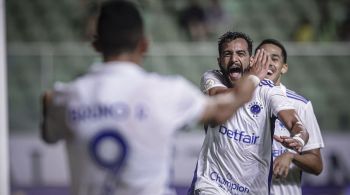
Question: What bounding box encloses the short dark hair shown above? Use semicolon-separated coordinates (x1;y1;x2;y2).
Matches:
94;0;144;56
218;31;253;56
255;39;287;63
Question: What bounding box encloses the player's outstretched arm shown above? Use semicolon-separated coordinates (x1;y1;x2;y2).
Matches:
274;104;323;178
41;91;67;144
41;91;55;143
273;148;322;178
292;148;323;175
199;50;270;124
274;110;309;153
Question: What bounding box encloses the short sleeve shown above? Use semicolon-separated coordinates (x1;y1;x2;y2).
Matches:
155;76;209;131
264;84;295;116
200;70;229;94
300;102;325;151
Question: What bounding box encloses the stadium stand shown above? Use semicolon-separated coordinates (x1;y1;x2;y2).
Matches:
6;0;350;131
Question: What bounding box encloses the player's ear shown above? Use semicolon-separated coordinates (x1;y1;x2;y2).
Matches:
249;56;254;66
92;35;102;53
281;63;288;74
139;35;149;54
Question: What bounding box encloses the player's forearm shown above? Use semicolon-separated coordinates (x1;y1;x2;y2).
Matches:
201;75;259;124
232;75;260;106
201;92;236;124
289;120;309;146
41;92;56;144
41;91;62;144
278;110;309;144
292;149;323;175
219;75;260;121
207;86;231;96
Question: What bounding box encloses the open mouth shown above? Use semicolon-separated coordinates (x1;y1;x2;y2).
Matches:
267;69;273;76
228;65;243;79
267;65;275;76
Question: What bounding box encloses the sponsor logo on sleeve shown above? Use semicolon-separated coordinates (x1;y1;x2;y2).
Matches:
204;79;215;90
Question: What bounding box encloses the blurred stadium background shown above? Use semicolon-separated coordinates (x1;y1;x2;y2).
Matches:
6;0;350;194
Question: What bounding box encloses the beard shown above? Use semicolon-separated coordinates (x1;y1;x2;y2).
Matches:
219;63;247;87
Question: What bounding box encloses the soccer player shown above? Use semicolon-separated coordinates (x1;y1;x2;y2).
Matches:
40;1;270;195
189;32;309;195
255;39;324;195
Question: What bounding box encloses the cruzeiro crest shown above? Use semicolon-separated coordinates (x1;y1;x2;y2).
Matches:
248;101;263;117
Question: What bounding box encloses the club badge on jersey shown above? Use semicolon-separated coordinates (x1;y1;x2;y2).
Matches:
247;101;264;117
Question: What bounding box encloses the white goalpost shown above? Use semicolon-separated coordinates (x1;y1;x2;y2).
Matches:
0;0;9;194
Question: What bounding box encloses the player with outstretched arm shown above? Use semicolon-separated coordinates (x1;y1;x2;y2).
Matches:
189;32;309;195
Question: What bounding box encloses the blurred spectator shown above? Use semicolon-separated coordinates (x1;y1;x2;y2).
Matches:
205;0;229;39
316;0;337;41
78;0;100;41
292;17;315;42
337;3;350;41
178;0;209;41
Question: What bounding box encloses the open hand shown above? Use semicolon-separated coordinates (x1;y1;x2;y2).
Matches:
247;49;270;80
274;135;304;153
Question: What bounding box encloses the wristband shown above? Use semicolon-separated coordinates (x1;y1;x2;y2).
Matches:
292;134;305;147
247;75;260;86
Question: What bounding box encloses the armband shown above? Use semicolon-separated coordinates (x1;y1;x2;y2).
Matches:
292;133;305;147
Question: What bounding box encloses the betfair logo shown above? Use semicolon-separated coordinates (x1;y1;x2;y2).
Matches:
219;125;259;144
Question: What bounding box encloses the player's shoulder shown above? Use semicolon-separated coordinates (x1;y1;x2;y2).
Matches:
201;69;231;92
256;79;285;100
202;69;224;78
60;71;95;91
285;88;309;104
258;79;275;88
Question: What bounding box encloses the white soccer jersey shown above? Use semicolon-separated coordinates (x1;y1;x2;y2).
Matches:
190;70;295;195
271;84;325;195
45;61;209;195
200;70;232;93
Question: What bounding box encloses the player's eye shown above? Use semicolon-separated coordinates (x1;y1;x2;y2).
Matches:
223;52;232;57
237;51;246;57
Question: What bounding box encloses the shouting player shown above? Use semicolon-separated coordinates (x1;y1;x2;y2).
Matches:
189;32;309;195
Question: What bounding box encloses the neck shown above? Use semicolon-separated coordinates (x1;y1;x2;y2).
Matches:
275;77;281;86
104;52;142;65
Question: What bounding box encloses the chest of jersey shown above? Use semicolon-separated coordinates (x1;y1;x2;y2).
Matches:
220;96;270;142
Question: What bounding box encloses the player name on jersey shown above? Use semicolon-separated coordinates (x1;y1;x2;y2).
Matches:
68;103;130;122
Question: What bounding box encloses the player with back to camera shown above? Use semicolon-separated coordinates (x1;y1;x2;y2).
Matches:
40;1;270;195
188;31;309;195
254;39;324;195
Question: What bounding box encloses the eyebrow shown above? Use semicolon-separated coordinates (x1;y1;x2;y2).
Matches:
271;54;280;58
223;49;247;53
236;50;247;53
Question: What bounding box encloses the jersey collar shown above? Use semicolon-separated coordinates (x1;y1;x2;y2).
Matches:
89;61;144;75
